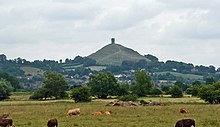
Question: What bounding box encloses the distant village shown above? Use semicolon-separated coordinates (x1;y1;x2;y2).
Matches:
1;39;220;90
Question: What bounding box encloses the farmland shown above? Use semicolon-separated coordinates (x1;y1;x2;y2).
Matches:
1;93;220;127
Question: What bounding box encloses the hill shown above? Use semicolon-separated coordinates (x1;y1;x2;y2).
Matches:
87;43;150;66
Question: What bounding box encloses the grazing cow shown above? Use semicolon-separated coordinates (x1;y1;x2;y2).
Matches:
47;118;58;127
103;110;112;115
175;119;195;127
92;111;104;116
67;108;80;116
0;118;14;127
180;108;188;113
92;110;112;115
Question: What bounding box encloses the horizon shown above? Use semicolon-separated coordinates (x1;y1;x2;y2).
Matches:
1;40;219;69
1;0;220;68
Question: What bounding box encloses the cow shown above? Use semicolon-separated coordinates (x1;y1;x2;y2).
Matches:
180;108;188;113
92;110;112;115
0;118;15;127
67;108;80;116
103;110;112;115
91;111;104;116
47;118;58;127
175;119;195;127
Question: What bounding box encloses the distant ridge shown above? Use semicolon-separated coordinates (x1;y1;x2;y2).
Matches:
87;39;150;66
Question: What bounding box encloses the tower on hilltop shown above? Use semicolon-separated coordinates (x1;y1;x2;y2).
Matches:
111;38;115;44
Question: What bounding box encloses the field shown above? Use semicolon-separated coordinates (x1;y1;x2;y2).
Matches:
156;71;203;80
1;93;220;127
20;66;44;76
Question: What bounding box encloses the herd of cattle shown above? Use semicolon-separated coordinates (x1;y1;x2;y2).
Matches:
0;107;195;127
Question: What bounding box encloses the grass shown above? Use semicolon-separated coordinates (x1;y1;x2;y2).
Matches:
87;66;107;71
1;93;220;127
156;71;203;80
20;66;44;76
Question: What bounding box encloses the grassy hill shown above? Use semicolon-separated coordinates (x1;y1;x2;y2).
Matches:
20;66;44;76
88;43;150;66
156;71;203;80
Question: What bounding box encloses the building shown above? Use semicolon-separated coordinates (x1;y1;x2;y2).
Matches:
0;54;7;62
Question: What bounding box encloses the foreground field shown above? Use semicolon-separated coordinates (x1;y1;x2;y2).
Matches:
1;95;220;127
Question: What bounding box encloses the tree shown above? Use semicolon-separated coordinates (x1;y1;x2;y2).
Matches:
30;71;68;100
43;71;68;99
150;87;162;96
205;77;216;85
88;72;120;99
0;72;21;91
131;70;153;96
70;86;91;103
198;81;220;104
0;79;13;100
161;84;170;94
29;87;48;100
186;86;199;96
174;81;188;92
169;85;183;98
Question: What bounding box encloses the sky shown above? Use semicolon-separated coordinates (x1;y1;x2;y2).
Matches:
0;0;220;68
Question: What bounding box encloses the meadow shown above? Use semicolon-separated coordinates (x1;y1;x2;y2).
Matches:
1;93;220;127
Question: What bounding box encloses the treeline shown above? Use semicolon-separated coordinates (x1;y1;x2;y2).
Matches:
28;70;220;104
1;54;219;77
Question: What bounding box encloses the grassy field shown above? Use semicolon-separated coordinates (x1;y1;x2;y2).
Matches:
20;66;44;76
1;93;220;127
156;71;203;80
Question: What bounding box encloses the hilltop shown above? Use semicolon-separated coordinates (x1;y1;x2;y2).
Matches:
0;38;220;90
88;39;150;66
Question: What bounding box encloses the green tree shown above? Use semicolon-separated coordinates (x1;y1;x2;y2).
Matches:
174;81;188;92
150;87;162;96
205;77;216;85
185;86;199;96
0;72;21;91
169;85;183;98
70;86;91;103
30;71;68;100
88;72;120;99
198;81;220;104
0;79;13;100
161;84;170;94
29;87;48;100
131;70;153;96
43;71;68;99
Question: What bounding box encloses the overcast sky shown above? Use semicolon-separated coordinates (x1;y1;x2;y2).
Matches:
0;0;220;68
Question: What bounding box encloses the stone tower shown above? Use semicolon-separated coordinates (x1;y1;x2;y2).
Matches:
111;38;115;44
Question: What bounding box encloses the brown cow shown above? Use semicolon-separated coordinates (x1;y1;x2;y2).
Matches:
47;118;58;127
103;110;112;115
0;118;14;127
180;108;188;113
92;110;112;115
175;119;195;127
91;111;104;116
67;108;80;116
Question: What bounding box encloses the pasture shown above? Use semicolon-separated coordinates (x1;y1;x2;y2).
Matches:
1;93;220;127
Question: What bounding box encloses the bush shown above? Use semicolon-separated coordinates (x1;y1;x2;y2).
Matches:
139;99;150;105
70;86;91;103
150;87;162;96
198;81;220;104
0;79;13;100
29;87;48;100
169;85;183;98
118;94;138;101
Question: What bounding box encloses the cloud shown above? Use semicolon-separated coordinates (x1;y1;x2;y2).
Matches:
0;0;220;67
